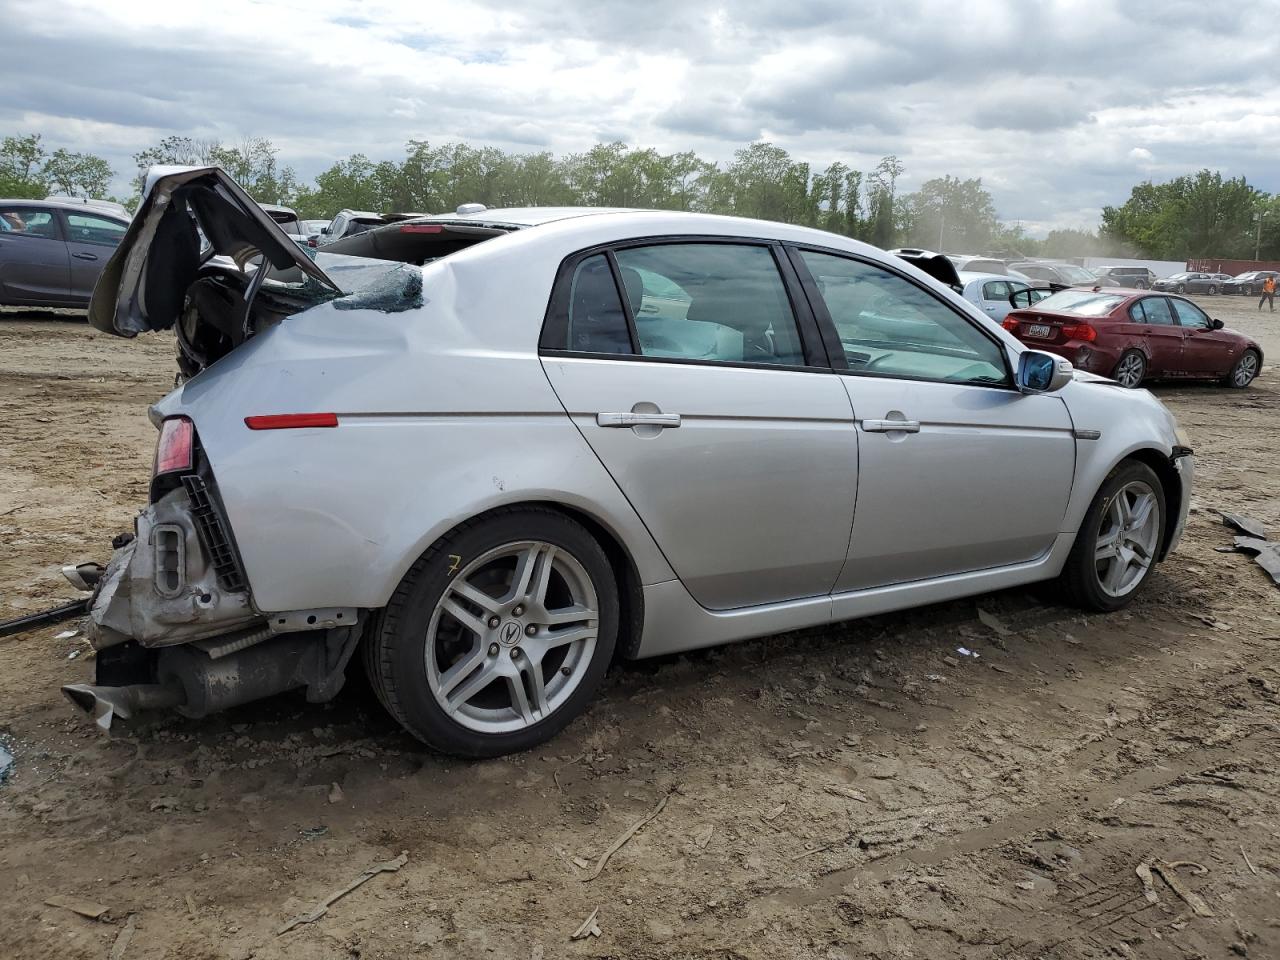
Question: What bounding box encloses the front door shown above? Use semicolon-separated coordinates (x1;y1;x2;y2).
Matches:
60;210;128;302
0;205;70;305
540;241;857;610
791;247;1076;591
1170;297;1235;375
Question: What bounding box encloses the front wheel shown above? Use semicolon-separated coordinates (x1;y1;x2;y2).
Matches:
1225;349;1260;389
1112;350;1147;388
364;508;618;757
1207;284;1217;295
1175;283;1186;293
1057;461;1165;611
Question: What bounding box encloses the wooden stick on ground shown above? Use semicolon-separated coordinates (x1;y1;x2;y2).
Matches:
582;793;671;882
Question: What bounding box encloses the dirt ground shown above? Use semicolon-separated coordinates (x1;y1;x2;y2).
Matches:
2;295;1279;960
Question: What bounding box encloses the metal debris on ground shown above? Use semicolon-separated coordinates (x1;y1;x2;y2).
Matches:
1220;512;1269;540
582;793;671;882
1230;535;1280;587
1135;861;1158;903
1242;846;1259;876
277;851;409;935
327;783;344;804
0;744;13;784
956;647;980;658
109;914;138;960
570;906;602;940
761;803;787;822
977;608;1012;637
0;599;89;639
824;785;870;803
44;895;110;920
1150;860;1214;918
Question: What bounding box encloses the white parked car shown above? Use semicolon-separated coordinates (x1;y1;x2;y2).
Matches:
958;271;1034;323
67;167;1193;757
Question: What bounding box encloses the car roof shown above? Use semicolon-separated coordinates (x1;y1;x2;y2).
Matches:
415;206;640;228
0;197;129;220
958;271;1022;284
338;209;382;219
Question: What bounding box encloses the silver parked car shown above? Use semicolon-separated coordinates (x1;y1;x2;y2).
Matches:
957;271;1034;323
67;167;1193;757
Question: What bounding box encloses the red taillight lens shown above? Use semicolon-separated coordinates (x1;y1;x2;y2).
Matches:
244;413;339;430
1002;317;1020;332
154;416;194;476
1062;322;1097;342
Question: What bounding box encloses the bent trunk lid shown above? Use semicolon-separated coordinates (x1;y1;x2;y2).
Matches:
89;166;340;337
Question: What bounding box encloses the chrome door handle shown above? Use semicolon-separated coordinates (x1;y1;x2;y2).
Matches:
597;412;681;428
72;252;98;261
862;418;921;433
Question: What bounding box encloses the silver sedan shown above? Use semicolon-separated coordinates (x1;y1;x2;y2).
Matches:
66;167;1193;757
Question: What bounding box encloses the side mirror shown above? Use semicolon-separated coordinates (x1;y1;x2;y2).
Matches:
320;226;331;235
1009;288;1035;308
1211;318;1224;330
1017;350;1073;394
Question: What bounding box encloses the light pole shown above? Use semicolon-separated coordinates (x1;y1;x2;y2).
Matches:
1256;210;1267;262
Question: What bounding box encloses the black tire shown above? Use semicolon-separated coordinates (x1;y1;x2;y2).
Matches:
1057;460;1165;612
1207;284;1217;295
1135;281;1148;290
1224;348;1261;389
1112;349;1147;388
363;507;618;757
1175;283;1186;294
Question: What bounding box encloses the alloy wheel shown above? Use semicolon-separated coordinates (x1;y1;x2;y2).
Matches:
424;541;599;734
1233;352;1259;387
1095;481;1160;598
1114;353;1145;388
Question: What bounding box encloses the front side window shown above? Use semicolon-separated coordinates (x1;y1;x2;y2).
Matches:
613;244;806;365
65;212;127;247
800;250;1010;386
1170;298;1210;329
0;206;60;240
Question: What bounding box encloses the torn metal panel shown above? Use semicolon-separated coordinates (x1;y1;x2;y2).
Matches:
1221;512;1269;540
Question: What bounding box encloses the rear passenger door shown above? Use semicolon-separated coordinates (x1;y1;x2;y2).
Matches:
540;240;858;610
60;211;128;302
1129;297;1183;375
790;248;1076;593
0;205;70;305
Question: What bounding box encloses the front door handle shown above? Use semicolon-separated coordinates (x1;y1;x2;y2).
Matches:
72;252;98;261
862;418;921;433
597;412;681;428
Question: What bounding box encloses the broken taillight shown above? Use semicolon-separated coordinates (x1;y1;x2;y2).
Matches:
1002;317;1021;333
154;416;194;476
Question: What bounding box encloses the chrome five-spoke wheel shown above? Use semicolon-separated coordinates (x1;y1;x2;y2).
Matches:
428;541;598;734
1094;481;1159;598
365;508;618;757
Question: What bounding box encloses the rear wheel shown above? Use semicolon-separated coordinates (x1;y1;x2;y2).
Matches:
1112;350;1147;388
1225;349;1260;389
1207;284;1218;295
364;508;618;757
1057;461;1165;611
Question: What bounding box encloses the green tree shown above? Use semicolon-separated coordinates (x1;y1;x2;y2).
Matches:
0;134;49;198
899;175;999;252
43;148;113;198
1102;170;1262;259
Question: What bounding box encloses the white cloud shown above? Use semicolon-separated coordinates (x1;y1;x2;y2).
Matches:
2;0;1278;234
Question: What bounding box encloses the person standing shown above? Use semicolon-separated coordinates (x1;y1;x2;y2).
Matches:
1260;275;1277;312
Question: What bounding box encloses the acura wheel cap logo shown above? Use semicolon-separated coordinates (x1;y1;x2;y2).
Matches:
500;621;521;645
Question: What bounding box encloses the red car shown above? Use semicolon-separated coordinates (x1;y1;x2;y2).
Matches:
1003;288;1263;388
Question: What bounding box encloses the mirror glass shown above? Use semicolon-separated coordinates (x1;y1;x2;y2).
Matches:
1019;351;1056;391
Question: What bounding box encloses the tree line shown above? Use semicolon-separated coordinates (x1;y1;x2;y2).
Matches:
4;130;1277;261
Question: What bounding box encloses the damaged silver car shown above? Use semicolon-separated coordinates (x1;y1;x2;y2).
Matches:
66;166;1193;757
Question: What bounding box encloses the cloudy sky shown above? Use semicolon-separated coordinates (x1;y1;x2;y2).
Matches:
3;0;1279;234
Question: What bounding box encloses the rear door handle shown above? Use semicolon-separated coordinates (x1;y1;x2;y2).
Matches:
862;418;921;433
72;252;98;261
597;412;681;428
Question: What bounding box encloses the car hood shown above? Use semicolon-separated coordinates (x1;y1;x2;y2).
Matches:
89;166;340;337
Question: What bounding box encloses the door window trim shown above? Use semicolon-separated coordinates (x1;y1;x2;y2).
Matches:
539;235;835;373
784;242;1018;390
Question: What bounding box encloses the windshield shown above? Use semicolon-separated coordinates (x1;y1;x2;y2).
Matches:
1057;264;1100;284
1235;272;1258;279
1032;290;1126;316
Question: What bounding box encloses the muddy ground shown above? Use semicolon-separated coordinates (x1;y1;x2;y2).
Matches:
2;295;1279;960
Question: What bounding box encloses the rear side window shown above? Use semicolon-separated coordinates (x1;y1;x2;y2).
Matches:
0;206;60;240
613;244;805;366
1131;297;1175;324
565;255;633;355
